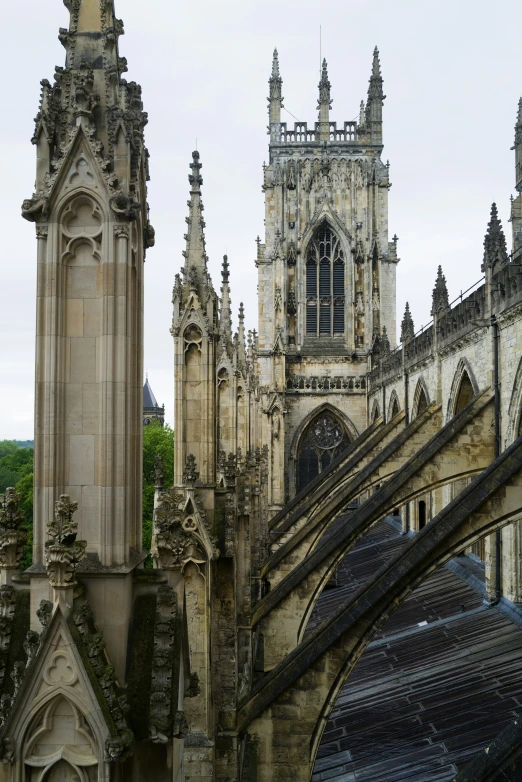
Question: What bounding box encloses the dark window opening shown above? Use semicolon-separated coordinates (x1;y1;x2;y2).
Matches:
297;412;351;491
454;372;474;414
306;225;345;337
418;500;426;530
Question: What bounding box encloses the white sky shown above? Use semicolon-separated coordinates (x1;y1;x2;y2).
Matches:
1;0;521;439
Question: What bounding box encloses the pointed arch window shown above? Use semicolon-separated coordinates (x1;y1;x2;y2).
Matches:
306;224;345;336
297;412;351;490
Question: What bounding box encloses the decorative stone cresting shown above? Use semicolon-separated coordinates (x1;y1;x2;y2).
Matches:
45;495;87;588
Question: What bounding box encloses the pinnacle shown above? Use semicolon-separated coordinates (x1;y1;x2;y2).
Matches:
483;202;508;269
239;302;245;322
401;302;415;342
271;49;280;79
183;151;208;276
372;46;381;77
431;266;449;315
517;97;522;125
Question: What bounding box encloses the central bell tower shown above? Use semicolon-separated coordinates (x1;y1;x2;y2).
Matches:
257;49;398;504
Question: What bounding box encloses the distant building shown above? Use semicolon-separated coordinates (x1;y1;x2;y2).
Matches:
143;377;165;427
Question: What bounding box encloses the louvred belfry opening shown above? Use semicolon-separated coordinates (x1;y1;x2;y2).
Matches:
306;224;345;337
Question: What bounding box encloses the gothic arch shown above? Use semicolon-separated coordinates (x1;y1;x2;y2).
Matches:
56;188;108;229
289;404;359;461
506;356;522;445
387;390;401;420
411;377;430;419
446;359;479;422
290;404;358;494
22;694;100;780
303;220;349;338
370;399;381;423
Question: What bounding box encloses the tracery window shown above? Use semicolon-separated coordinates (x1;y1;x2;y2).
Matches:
306;225;345;336
297;412;350;491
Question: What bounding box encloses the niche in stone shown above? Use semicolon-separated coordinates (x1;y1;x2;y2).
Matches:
297;411;350;491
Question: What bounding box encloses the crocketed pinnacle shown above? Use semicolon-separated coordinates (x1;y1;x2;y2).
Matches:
400;302;415;343
483;203;508;270
268;48;283;123
431;266;449;316
237;302;246;366
318;59;332;110
366;46;385;131
27;0;150;219
219;255;232;344
183;151;208;283
381;326;390;355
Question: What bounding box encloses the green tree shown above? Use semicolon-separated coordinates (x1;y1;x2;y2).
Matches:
142;421;174;564
0;441;34;568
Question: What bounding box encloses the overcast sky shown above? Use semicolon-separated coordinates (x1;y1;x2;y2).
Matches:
1;0;521;439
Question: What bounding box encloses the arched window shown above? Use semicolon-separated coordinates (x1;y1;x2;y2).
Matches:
306;224;345;337
390;395;400;419
297;412;351;490
454;372;474;414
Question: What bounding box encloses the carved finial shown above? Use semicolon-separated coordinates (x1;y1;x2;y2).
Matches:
221;254;230;284
183;455;199;485
482;203;508;271
152;453;165;491
45;495;87;590
189;150;203;194
268;48;283;125
0;488;28;571
372;46;382;78
431;266;450;316
401;302;415;343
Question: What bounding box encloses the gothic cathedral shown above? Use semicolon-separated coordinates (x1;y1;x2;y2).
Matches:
2;2;522;782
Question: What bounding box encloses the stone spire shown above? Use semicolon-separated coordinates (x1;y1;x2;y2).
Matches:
219;255;232;345
25;0;151;228
365;47;384;145
268;48;283;125
317;59;332;141
400;302;415;342
483;203;509;271
431;266;450;315
183;151;209;291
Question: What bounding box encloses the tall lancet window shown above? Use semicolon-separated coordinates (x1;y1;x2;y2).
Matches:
306;224;345;336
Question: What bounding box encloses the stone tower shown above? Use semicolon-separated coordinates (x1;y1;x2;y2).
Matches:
258;49;397;505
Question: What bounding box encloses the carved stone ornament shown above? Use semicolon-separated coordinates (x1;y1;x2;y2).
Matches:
152;453;165;490
45;495;87;589
0;488;28;570
183;454;199;485
0;586;17;691
72;600;134;762
152;488;207;570
109;194;141;221
149;585;177;744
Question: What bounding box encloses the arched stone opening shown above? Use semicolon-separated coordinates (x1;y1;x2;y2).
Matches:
297;411;351;492
454;371;475;414
412;379;429;419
